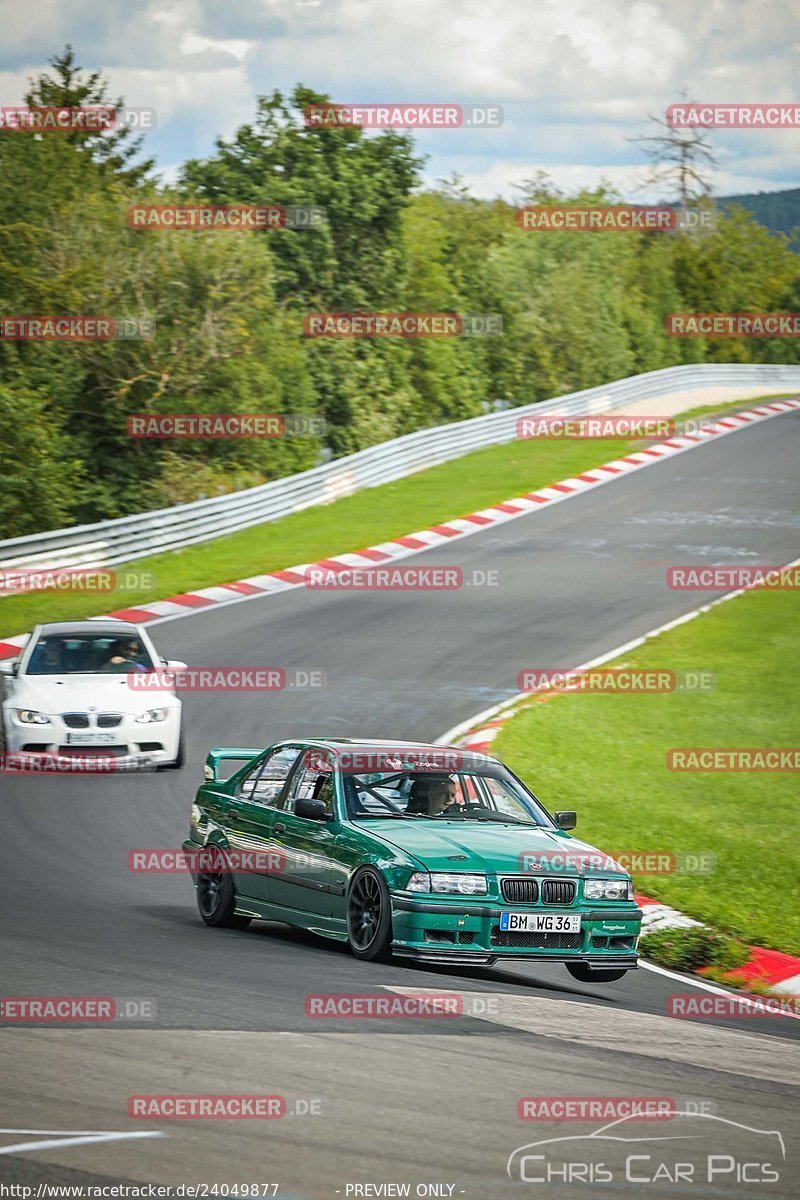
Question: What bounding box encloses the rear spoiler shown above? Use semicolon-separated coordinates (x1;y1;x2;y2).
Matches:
204;747;262;782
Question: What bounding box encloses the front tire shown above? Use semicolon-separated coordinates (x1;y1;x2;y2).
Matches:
566;963;629;983
347;868;393;962
196;847;251;929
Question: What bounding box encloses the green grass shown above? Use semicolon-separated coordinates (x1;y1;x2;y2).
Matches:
493;586;800;955
0;394;790;637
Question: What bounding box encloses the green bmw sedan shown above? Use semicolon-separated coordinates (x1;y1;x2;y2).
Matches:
183;738;642;983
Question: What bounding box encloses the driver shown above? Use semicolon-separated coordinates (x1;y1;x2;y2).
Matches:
102;637;149;672
407;775;459;816
428;776;458;815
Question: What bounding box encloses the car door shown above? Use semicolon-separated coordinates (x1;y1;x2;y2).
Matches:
267;749;342;917
219;744;304;905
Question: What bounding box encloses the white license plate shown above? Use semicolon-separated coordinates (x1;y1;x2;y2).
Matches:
500;912;581;933
67;732;116;745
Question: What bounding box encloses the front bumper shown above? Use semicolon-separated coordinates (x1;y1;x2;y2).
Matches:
3;704;181;765
390;893;642;966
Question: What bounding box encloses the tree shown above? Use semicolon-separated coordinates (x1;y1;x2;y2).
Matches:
0;386;86;536
182;86;422;307
632;106;718;203
513;171;564;206
2;52;798;536
23;46;154;186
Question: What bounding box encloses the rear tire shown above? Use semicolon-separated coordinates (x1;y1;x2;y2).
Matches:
566;963;629;983
196;847;251;930
347;868;393;962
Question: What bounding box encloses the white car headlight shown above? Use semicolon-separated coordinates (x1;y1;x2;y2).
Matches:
407;871;487;895
585;878;633;901
135;708;169;724
16;709;50;725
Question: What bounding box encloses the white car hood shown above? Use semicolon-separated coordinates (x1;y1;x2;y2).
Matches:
11;673;178;715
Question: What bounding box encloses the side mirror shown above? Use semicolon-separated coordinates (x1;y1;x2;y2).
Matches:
555;810;577;830
164;659;187;672
295;797;332;822
0;660;18;677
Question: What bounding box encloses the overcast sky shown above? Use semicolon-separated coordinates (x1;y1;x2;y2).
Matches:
2;0;799;200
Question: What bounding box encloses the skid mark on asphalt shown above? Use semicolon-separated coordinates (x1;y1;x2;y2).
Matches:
382;988;800;1085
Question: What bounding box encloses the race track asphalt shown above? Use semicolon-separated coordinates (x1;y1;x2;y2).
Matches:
1;407;799;1196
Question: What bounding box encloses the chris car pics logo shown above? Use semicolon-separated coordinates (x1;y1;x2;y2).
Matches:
507;1112;784;1186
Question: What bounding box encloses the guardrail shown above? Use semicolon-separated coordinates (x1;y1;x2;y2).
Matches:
2;363;799;577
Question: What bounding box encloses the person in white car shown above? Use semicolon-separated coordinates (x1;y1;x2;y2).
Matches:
101;637;151;672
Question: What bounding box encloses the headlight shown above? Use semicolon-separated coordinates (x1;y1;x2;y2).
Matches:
604;879;633;900
584;878;633;901
407;871;487;895
16;709;50;724
135;708;169;724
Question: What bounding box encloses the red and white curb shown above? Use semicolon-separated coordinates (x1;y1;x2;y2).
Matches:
633;893;800;995
1;397;797;662
438;577;800;998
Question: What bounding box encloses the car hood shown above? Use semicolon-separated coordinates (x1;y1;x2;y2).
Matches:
362;821;626;876
9;674;178;714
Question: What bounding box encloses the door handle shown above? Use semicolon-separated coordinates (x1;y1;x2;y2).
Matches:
274;823;286;833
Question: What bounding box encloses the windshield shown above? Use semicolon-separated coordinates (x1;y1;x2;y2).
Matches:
26;634;154;676
344;769;550;826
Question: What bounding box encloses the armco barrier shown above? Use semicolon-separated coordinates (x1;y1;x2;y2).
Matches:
1;364;799;577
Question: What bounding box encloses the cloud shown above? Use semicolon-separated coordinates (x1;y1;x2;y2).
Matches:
1;0;797;200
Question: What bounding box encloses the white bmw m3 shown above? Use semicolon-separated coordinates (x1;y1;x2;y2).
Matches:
0;620;186;769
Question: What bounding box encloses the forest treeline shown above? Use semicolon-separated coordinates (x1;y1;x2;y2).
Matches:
719;187;800;249
2;51;799;537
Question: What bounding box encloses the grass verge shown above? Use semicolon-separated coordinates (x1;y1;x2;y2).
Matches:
1;395;788;638
492;585;800;955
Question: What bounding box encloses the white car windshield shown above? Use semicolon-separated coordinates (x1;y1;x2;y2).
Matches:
26;634;155;676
